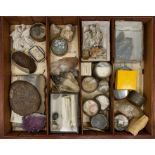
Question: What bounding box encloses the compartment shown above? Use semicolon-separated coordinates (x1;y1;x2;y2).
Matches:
2;17;48;136
48;17;82;134
113;17;153;136
1;16;154;138
79;17;114;136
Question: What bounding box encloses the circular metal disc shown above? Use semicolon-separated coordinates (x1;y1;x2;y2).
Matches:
91;114;108;130
10;80;41;116
30;23;46;42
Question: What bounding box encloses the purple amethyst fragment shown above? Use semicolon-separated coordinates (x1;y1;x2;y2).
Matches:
22;113;46;132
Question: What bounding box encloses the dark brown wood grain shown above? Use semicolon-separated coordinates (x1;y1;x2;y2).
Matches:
0;16;155;139
153;17;155;137
0;17;4;138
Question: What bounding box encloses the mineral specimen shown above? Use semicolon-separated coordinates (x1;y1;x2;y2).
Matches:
114;99;143;120
50;24;61;39
114;114;129;131
89;47;105;58
127;90;146;107
97;80;109;93
12;51;37;73
60;24;75;42
50;57;78;75
95;95;110;111
51;38;68;56
23;113;46;132
83;24;103;49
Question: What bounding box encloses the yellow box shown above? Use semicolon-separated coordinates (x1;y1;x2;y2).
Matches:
115;70;137;90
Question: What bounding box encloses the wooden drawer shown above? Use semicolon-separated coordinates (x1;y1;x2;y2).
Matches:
0;16;155;138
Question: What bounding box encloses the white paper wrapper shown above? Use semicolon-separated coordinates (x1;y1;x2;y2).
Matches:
115;21;143;62
82;21;110;61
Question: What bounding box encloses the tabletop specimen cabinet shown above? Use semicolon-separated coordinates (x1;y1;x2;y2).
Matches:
0;16;155;139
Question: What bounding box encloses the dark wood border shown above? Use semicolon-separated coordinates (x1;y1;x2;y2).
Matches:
0;16;155;139
0;16;4;138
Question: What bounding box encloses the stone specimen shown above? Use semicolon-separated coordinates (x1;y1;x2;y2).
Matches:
30;23;46;42
10;80;41;116
50;57;78;75
114;114;129;131
89;47;105;58
83;24;103;49
97;80;109;93
60;72;79;92
127;90;146;107
95;95;110;111
12;51;37;73
51;72;79;92
82;49;90;59
60;24;75;42
50;24;61;39
82;21;110;61
114;99;143;120
51;38;68;56
23;113;46;132
52;112;59;121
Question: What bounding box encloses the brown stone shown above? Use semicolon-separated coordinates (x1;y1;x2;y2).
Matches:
12;51;37;73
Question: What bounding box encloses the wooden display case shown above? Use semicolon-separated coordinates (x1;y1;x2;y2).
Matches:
0;16;155;138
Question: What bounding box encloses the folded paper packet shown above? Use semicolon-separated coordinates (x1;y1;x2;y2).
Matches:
127;115;149;136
